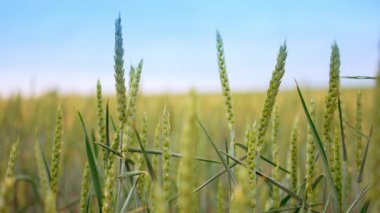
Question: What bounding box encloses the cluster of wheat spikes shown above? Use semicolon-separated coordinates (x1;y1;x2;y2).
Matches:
0;15;378;213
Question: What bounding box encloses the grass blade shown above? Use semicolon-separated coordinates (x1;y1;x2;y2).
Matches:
345;121;370;140
134;127;157;181
196;117;237;184
322;193;331;213
95;142;124;159
256;170;307;205
280;174;324;207
341;76;376;80
36;136;51;184
58;199;80;211
357;126;373;183
295;80;339;209
264;204;322;213
219;150;246;166
235;142;290;174
121;176;141;212
337;97;347;161
78;112;103;212
360;200;371;213
119;171;146;179
345;184;369;213
15;175;41;204
127;147;220;164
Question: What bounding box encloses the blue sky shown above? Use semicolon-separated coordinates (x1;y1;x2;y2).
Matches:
0;1;379;96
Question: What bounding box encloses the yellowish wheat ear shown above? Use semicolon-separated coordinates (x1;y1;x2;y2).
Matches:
5;138;20;178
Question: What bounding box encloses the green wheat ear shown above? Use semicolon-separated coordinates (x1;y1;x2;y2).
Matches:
162;106;171;201
216;180;225;213
257;42;287;150
370;64;380;211
114;15;127;127
5;138;20;178
137;113;148;202
333;128;342;211
231;168;250;213
152;180;168;213
79;163;90;213
50;106;64;195
355;91;363;173
123;60;143;159
246;123;257;210
152;116;162;174
216;31;234;130
322;42;340;163
103;126;122;213
0;177;15;213
96;80;107;166
35;139;52;210
216;31;235;155
178;91;198;213
305;100;316;207
289;117;299;192
271;105;280;208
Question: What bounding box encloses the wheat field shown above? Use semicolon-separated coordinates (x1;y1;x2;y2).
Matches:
0;16;378;213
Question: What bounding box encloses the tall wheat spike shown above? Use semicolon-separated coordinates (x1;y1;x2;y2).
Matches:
216;31;235;156
257;43;287;150
322;42;340;165
114;15;127;127
123;60;143;159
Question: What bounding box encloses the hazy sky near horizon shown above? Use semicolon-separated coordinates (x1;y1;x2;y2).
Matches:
0;1;379;96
